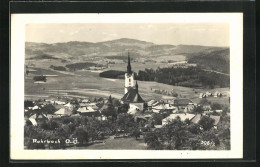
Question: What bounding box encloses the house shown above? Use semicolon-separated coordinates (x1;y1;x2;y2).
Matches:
79;103;87;107
46;114;62;119
152;103;177;113
190;114;202;124
54;101;66;105
55;108;72;116
162;113;195;125
213;92;222;98
215;109;223;113
134;114;152;123
173;99;193;107
77;106;100;117
28;118;37;126
202;104;211;111
205;91;212;97
31;105;40;110
82;99;89;103
28;113;49;126
64;102;74;110
203;110;214;115
184;104;196;113
210;115;221;129
87;103;99;110
199;99;212;111
147;100;157;107
199;93;206;98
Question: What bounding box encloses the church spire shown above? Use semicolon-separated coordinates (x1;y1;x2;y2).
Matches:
127;51;132;74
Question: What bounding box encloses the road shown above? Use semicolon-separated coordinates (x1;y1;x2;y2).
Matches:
202;69;230;76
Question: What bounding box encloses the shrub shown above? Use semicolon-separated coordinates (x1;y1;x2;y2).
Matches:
198;116;215;131
40;120;60;130
72;127;89;145
62;117;75;124
144;132;164;150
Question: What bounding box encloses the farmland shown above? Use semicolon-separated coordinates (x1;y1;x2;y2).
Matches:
25;58;229;106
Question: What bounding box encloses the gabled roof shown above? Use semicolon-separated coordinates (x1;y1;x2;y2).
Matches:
174;99;193;106
162;114;195;122
210;115;221;125
55;108;72;115
121;88;145;103
64;102;73;108
77;106;96;113
191;114;201;124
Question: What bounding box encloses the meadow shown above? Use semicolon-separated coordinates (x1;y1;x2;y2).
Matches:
25;59;230;105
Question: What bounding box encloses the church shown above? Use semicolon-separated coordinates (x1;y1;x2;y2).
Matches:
121;52;145;114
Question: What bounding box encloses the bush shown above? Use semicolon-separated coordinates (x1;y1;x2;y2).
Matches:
66;62;96;71
188;123;201;134
198;116;215;131
25;120;33;126
211;103;222;110
72;127;89;145
24;100;34;108
62;117;75;124
200;131;220;146
40;120;60;130
144;132;164;150
50;65;66;71
33;76;47;82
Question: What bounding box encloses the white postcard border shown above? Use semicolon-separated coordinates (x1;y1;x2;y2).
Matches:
10;13;243;160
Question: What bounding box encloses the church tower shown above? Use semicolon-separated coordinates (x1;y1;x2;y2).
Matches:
125;52;135;94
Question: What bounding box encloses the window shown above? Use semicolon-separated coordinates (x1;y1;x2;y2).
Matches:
129;78;131;82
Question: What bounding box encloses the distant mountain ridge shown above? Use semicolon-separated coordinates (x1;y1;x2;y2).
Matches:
25;38;230;73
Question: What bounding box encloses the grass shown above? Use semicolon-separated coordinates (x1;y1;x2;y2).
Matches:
25;59;230;106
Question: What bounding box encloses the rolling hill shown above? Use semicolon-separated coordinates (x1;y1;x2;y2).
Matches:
25;38;230;73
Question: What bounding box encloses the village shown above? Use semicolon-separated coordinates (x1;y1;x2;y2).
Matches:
24;54;230;150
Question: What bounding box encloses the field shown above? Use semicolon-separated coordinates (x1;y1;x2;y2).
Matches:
25;59;230;105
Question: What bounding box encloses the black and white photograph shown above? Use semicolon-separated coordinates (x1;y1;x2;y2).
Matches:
10;13;243;159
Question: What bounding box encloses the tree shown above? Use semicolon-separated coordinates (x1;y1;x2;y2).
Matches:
198;116;215;131
101;106;117;121
39;120;60;130
159;110;172;118
193;106;203;114
144;132;163;150
41;104;56;115
72;127;89;145
24;100;34;108
130;128;141;140
151;113;164;125
117;103;129;114
199;130;220;148
211;103;222;110
62;117;75;124
199;98;211;106
116;113;136;135
188;123;201;134
158;118;190;150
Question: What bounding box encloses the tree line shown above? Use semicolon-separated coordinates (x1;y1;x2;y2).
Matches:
135;67;230;88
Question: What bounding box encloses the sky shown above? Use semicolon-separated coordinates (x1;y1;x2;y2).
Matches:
26;23;229;47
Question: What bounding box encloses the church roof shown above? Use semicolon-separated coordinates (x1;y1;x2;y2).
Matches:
121;88;145;103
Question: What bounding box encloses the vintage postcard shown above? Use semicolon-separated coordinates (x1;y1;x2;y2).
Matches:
10;13;243;159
